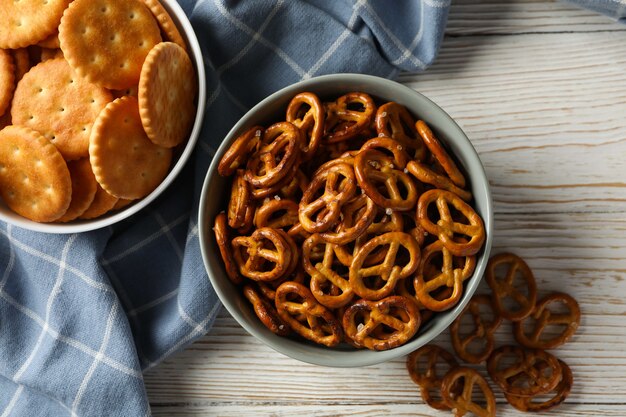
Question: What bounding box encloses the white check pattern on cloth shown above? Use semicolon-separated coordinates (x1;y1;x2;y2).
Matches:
1;0;620;416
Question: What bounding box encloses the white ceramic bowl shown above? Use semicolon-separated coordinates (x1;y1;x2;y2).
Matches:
199;74;493;367
0;0;206;233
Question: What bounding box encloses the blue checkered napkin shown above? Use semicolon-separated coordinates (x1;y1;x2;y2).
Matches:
1;0;621;415
0;1;449;415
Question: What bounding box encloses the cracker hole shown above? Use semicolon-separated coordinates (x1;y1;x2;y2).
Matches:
38;87;43;93
109;35;116;41
129;13;135;19
29;115;34;120
69;79;74;84
124;118;129;123
43;0;49;4
100;6;107;12
91;99;95;103
141;172;146;178
60;107;65;112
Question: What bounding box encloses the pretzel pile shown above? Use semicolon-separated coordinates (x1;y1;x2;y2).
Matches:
214;91;486;350
407;252;581;416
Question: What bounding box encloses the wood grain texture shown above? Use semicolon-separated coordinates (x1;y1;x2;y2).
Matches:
146;2;626;416
447;0;626;35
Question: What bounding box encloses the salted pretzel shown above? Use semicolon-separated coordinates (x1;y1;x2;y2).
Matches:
450;294;502;364
487;345;563;397
319;194;377;245
213;213;243;284
275;281;343;347
228;169;253;229
245;121;302;188
342;295;420;350
302;234;354;308
360;136;410;169
333;207;404;267
406;160;472;202
514;292;580;349
324;92;375;143
414;240;476;312
406;345;460;410
254;198;299;230
416;120;466;188
441;367;496;417
485;252;537;322
299;160;357;233
375;102;427;161
349;232;420;300
231;227;293;281
286;92;324;161
218;125;263;176
505;359;573;412
243;285;290;336
355;148;419;211
417;189;485;256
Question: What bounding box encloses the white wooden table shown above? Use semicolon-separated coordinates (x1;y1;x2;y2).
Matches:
145;1;626;415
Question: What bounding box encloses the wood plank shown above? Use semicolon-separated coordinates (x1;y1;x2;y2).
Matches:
151;403;626;417
398;31;626;213
446;0;625;35
145;212;626;408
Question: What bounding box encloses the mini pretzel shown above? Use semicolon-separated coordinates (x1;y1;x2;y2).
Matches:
342;295;420;350
245;121;302;188
416;120;466;188
319;194;377;245
505;359;573;412
302;234;354;308
231;227;293;281
417;189;485;256
349;232;420;300
227;169;253;229
286;92;324;161
450;294;502;364
487;345;562;397
441;367;496;417
324;92;375;143
485;252;537;322
249;162;300;200
275;281;343;347
414;240;476;312
375;102;427;161
514;292;580;349
355;148;419;211
360;136;410;169
406;345;459;410
213;212;242;284
254;198;299;230
218;126;262;176
243;285;290;336
406;160;472;202
333;207;404;267
299;161;357;233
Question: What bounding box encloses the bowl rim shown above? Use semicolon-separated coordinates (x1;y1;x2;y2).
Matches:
199;73;493;367
0;0;207;234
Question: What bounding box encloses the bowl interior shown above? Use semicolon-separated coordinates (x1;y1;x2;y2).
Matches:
199;74;493;367
0;0;206;234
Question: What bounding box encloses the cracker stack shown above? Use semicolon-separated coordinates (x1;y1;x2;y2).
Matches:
0;0;197;223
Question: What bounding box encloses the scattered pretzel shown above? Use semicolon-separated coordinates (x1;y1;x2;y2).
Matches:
450;294;502;363
406;345;459;410
487;345;562;397
505;359;572;412
441;367;497;417
485;252;537;322
514;292;580;349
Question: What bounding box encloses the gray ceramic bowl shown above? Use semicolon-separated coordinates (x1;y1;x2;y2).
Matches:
198;74;493;367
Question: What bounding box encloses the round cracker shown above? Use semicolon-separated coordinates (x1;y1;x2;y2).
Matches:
0;49;15;118
112;198;134;211
0;0;71;49
141;0;186;50
12;58;112;161
11;48;30;82
59;0;162;90
139;42;195;148
79;183;118;219
0;125;71;222
90;96;172;199
56;158;98;222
